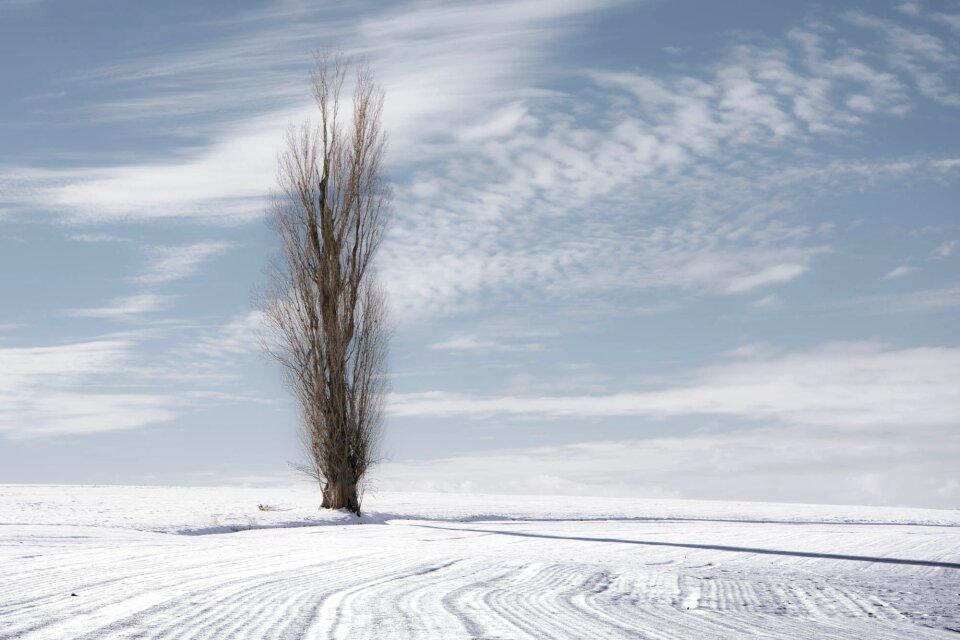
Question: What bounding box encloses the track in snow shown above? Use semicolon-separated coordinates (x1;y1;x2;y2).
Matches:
3;514;959;639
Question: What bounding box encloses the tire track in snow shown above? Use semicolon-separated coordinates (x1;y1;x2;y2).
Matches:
3;518;959;639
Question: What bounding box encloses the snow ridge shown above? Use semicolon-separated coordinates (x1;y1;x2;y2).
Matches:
2;486;959;638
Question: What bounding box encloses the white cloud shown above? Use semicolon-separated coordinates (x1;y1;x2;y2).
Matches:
189;310;265;358
844;10;960;107
5;392;181;437
0;340;130;383
133;241;234;284
373;427;960;507
0;339;180;436
752;294;782;308
388;342;960;430
0;112;300;224
883;264;920;279
896;2;921;17
856;282;960;312
429;334;543;353
430;335;500;352
722;263;808;294
723;342;783;359
0;312;273;437
374;10;959;318
70;232;130;243
1;3;957;323
932;239;957;259
63;294;173;320
455;102;532;144
54;121;288;223
932;12;960;31
381;136;843;317
2;0;622;225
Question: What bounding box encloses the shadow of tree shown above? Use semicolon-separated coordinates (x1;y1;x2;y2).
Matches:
412;524;960;570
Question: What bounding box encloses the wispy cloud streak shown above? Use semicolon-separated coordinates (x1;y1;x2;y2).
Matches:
389;342;960;430
133;242;234;285
64;294;174;320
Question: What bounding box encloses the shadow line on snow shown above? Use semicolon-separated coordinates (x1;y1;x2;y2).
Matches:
410;524;960;570
156;515;960;536
403;516;960;529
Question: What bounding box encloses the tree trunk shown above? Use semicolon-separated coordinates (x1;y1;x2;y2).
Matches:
322;481;359;514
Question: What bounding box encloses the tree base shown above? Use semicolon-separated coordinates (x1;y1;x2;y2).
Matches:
321;482;360;515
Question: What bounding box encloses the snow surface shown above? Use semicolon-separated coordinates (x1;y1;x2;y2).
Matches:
2;485;959;638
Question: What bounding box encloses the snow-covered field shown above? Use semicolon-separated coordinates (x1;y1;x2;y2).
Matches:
2;485;959;639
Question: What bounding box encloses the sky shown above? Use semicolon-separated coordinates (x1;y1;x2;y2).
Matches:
0;0;958;508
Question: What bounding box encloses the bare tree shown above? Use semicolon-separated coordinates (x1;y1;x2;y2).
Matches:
263;56;390;515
